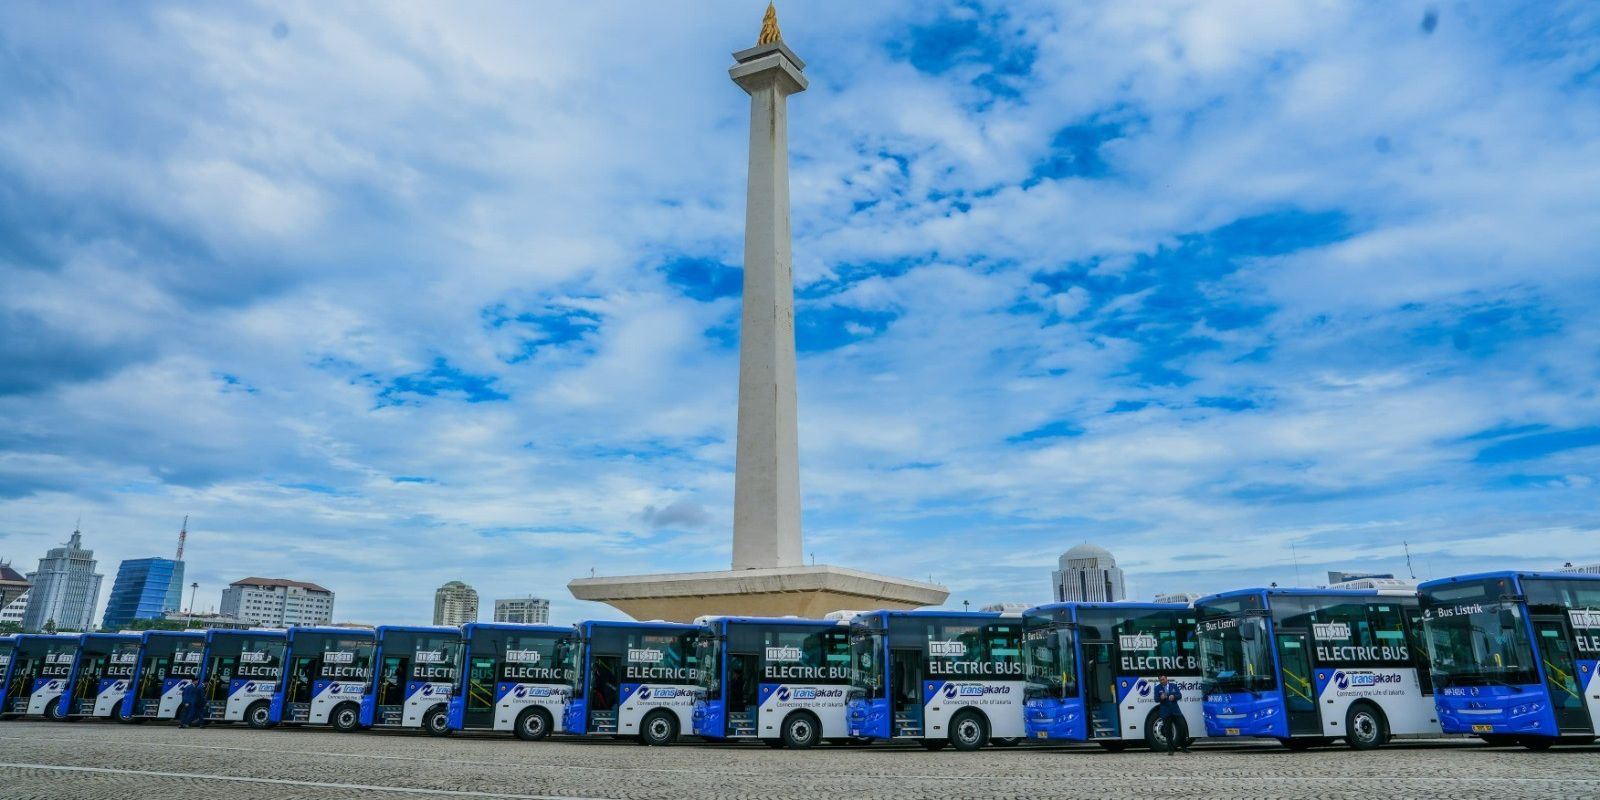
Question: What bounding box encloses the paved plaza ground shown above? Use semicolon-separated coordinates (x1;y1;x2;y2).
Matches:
0;720;1596;799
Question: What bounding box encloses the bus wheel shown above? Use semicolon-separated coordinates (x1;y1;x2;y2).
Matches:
1344;703;1387;751
781;712;820;750
45;698;68;722
638;710;677;746
1142;710;1169;751
515;708;551;742
949;710;988;752
1519;736;1556;751
245;702;273;730
920;738;948;751
990;737;1021;747
424;706;452;737
330;703;361;733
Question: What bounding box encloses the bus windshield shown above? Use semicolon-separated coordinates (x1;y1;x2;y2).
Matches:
1197;614;1275;693
1422;584;1538;687
1022;617;1077;699
847;627;883;700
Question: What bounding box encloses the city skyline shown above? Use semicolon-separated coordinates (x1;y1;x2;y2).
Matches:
1;3;1597;626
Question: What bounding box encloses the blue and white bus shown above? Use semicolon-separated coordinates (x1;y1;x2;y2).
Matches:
63;633;140;719
1022;602;1203;750
692;616;852;748
448;622;573;740
845;610;1026;751
1419;571;1600;748
0;634;79;719
360;625;462;735
269;627;376;731
561;620;700;745
198;629;287;728
121;630;206;721
1196;587;1439;750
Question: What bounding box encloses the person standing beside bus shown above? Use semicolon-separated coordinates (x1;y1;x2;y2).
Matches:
177;680;206;729
1154;675;1187;754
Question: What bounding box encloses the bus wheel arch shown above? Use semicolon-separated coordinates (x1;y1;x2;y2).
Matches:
245;701;273;730
948;708;989;751
45;697;68;722
424;705;452;737
638;709;678;746
515;707;552;741
779;710;822;749
1344;701;1388;750
330;702;362;733
1142;709;1187;751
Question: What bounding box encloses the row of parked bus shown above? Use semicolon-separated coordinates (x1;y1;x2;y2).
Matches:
1;570;1595;752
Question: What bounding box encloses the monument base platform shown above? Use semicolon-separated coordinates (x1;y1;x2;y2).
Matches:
567;564;949;622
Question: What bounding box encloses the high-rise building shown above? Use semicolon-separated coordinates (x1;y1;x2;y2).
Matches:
0;562;29;610
221;577;335;628
493;596;550;625
101;558;186;630
1051;543;1125;603
434;581;479;626
0;590;28;625
22;527;104;631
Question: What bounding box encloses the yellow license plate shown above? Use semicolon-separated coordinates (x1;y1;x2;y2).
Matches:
1471;724;1495;733
1225;728;1241;736
1036;731;1048;739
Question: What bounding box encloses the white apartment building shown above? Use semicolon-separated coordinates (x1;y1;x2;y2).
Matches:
221;577;335;628
1052;543;1126;603
493;596;550;625
434;581;479;626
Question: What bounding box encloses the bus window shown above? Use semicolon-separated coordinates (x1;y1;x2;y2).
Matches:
591;656;620;711
728;653;757;713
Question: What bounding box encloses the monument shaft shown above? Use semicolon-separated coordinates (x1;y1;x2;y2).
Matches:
731;42;806;571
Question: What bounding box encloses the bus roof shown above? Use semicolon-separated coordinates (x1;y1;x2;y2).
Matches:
203;628;287;642
140;630;206;640
461;622;572;637
577;619;698;633
375;625;461;639
80;632;141;642
287;626;376;638
1023;601;1187;616
14;633;78;643
849;609;1006;623
1196;586;1415;605
1418;571;1600;590
701;616;839;628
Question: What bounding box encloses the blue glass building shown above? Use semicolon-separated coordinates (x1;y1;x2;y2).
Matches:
100;558;185;630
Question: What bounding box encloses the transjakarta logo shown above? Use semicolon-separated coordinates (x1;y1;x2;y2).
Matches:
1570;611;1600;629
240;651;270;664
506;650;542;664
324;651;355;665
628;648;664;663
942;683;1007;698
929;641;967;658
1119;634;1157;651
415;650;446;664
1313;623;1351;640
765;646;802;662
513;686;553;698
1334;671;1402;690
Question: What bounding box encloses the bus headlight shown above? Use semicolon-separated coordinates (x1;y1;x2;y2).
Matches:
1510;702;1543;717
1251;706;1279;720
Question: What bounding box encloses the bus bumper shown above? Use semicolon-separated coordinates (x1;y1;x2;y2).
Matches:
1203;693;1288;738
563;698;587;735
1024;697;1087;741
358;695;376;727
691;698;725;738
846;697;890;739
1434;685;1557;736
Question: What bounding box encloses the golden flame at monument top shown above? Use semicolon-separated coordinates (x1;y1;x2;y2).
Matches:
757;2;782;45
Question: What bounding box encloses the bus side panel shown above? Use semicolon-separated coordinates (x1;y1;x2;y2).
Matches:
92;679;130;717
617;683;693;736
495;682;568;733
399;680;453;727
24;678;66;716
754;683;849;739
1584;659;1600;735
307;679;366;725
1311;667;1439;737
1119;676;1205;741
149;677;191;719
225;678;277;721
921;680;1026;740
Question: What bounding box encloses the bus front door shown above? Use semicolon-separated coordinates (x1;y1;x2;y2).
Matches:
463;656;495;729
890;648;924;737
1532;617;1591;733
1275;633;1320;736
1085;643;1119;738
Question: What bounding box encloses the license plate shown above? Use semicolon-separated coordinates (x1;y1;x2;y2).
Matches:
1035;731;1048;739
1471;724;1495;733
1225;728;1241;736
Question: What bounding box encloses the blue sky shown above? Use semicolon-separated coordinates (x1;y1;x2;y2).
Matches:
1;1;1597;626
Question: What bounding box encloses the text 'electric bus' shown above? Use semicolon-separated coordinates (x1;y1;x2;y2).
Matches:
1419;571;1600;748
198;629;287;728
692;616;851;748
122;630;206;721
846;610;1025;751
269;627;375;731
361;625;462;735
1196;588;1438;750
448;622;572;740
64;632;140;719
0;634;78;718
562;620;699;745
1022;602;1202;751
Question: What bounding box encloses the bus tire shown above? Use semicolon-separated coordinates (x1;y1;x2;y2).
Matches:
948;710;988;752
424;706;452;737
638;710;677;746
245;702;273;730
330;703;361;733
1344;702;1387;750
514;707;552;742
920;738;948;751
990;737;1021;747
1519;736;1555;751
45;698;68;722
781;711;821;750
1143;709;1178;751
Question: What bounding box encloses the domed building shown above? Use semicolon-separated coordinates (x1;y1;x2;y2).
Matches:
1052;543;1125;603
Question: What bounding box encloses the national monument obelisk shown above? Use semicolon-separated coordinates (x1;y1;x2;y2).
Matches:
568;5;948;621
